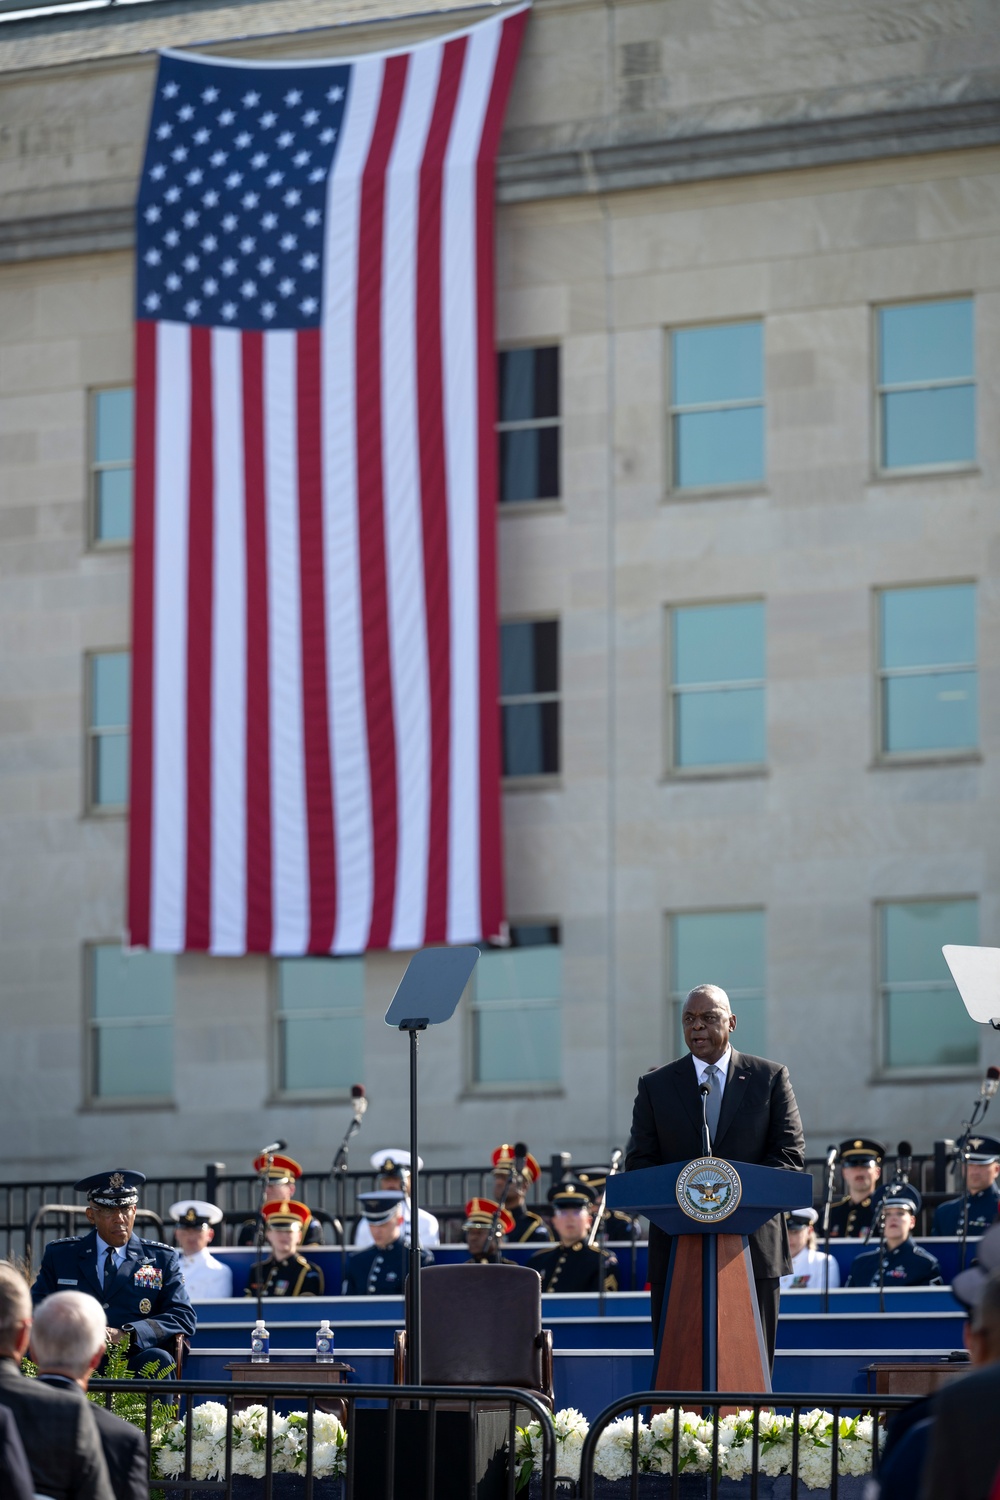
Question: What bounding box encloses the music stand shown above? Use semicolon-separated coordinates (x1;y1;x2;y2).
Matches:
385;946;480;1383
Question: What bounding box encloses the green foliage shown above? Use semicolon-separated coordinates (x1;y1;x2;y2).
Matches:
89;1340;179;1443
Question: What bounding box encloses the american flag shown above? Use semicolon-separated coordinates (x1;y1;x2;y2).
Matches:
127;7;528;956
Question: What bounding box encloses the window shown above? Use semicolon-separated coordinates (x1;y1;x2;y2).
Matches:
470;925;561;1088
669;321;764;489
668;910;766;1058
497;347;559;503
667;601;765;771
500;620;559;777
878;899;980;1071
87;944;173;1103
90;387;134;544
86;651;130;811
876;298;974;471
276;958;364;1095
877;584;977;757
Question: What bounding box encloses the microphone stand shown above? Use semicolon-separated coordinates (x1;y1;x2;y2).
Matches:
954;1083;994;1272
253;1152;274;1326
873;1202;888;1316
698;1084;713;1157
820;1152;838;1316
485;1160;518;1251
331;1106;365;1290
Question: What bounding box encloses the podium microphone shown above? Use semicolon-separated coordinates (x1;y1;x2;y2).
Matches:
698;1083;712;1156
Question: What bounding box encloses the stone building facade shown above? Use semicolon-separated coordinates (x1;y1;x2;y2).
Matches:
1;0;999;1182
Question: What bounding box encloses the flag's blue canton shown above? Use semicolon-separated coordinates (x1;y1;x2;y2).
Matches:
136;55;350;332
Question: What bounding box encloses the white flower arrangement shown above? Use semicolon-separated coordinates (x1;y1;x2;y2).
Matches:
152;1400;348;1480
516;1406;882;1491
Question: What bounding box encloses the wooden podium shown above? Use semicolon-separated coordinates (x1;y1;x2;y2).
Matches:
607;1158;812;1393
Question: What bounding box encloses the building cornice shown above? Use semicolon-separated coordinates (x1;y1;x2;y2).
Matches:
1;95;998;265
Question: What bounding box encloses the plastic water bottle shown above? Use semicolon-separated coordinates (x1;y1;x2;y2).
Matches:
251;1318;270;1363
315;1319;335;1363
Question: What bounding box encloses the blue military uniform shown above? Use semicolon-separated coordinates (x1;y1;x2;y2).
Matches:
845;1238;943;1287
931;1185;1000;1237
527;1177;619;1292
505;1205;553;1244
342;1189;433;1294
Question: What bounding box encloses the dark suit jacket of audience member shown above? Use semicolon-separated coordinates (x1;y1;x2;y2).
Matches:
625;1048;806;1288
41;1374;149;1500
921;1361;1000;1500
0;1402;34;1500
0;1356;113;1500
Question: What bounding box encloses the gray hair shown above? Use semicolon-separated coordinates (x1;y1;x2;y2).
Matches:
31;1291;106;1376
973;1268;1000;1337
0;1264;31;1354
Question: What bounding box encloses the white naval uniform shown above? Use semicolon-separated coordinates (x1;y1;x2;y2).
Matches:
353;1202;440;1249
779;1244;841;1292
179;1248;234;1299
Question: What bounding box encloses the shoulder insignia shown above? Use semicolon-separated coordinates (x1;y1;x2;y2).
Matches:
139;1239;173;1251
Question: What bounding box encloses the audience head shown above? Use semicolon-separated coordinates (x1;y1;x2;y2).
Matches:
30;1292;106;1381
357;1191;405;1249
170;1199;223;1257
549;1179;595;1247
261;1199;311;1258
0;1264;32;1360
838;1140;884;1204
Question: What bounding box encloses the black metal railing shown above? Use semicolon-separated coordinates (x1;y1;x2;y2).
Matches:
577;1391;916;1499
90;1376;557;1499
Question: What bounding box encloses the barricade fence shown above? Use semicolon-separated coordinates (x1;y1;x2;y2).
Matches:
576;1390;917;1499
0;1151;952;1263
89;1376;558;1500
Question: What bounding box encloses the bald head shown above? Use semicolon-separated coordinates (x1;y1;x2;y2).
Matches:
681;984;736;1065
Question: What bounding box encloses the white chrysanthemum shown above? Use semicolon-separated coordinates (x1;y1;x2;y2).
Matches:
153;1448;187;1479
311;1440;347;1478
593;1416;655;1480
231;1448;268;1478
724;1441;752;1481
312;1413;347;1446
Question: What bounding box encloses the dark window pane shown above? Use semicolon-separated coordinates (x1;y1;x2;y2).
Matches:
882;385;975;468
885;987;979;1068
879;300;973;386
94;388;134;464
882;900;977;983
498;347;559;421
509;923;560;948
880;585;975;670
502;701;559;776
674;406;764;488
499;427;559;502
673;323;762;406
96;468;134;542
674;603;764;685
882;670;977;753
500;620;558;696
675;686;765;767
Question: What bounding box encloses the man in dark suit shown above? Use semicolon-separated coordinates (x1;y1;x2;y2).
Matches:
33;1290;149;1500
0;1405;36;1500
31;1168;196;1373
920;1264;1000;1499
625;983;805;1367
0;1263;113;1500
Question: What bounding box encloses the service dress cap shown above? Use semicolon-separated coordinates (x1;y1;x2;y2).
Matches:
839;1138;886;1167
262;1199;312;1232
785;1207;819;1228
965;1134;1000;1163
463;1197;515;1236
357;1190;406;1224
170;1198;223;1228
75;1169;145;1207
882;1183;922;1215
548;1178;596;1210
252;1151;303;1182
370;1147;423;1176
491;1145;541;1184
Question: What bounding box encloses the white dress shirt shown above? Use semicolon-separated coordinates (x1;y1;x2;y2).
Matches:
780;1244;841;1291
691;1045;733;1097
179;1248;234;1299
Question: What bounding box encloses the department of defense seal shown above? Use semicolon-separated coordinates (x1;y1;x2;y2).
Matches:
676;1157;742;1223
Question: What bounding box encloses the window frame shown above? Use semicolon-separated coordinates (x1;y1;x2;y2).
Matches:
271;956;365;1102
495;344;561;508
874;896;982;1080
872;580;978;766
499;615;561;787
663;599;767;778
88;385;135;550
465;921;564;1097
665;907;767;1061
872;296;977;479
84;649;130;816
666;318;767;496
84;942;175;1110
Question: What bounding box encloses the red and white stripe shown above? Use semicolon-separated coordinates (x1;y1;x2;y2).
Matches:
127;7;525;955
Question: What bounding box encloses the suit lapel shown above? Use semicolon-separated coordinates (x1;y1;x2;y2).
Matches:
672;1055;704;1137
714;1049;749;1149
